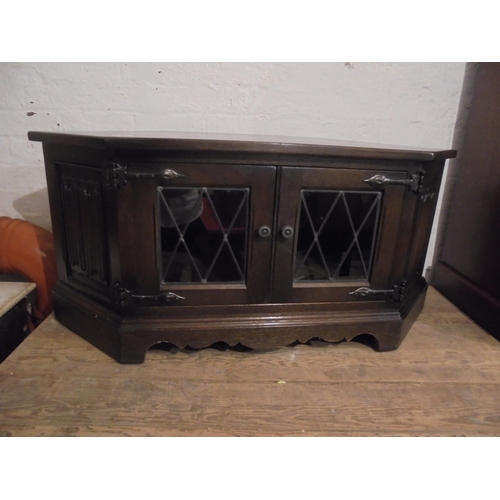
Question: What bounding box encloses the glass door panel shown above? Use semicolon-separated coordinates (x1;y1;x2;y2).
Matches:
152;163;276;305
271;166;407;303
294;190;382;282
159;187;249;284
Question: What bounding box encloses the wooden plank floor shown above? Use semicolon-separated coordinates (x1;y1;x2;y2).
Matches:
1;286;500;436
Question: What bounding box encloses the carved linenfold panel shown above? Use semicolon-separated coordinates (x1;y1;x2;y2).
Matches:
60;173;109;286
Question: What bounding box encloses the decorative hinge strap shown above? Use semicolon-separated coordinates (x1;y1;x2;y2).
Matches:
349;280;406;302
103;162;185;190
363;171;425;194
103;162;128;189
112;283;185;307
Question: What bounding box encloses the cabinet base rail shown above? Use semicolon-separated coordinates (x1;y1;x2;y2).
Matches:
52;278;427;364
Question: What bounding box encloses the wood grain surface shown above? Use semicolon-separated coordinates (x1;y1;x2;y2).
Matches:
1;287;499;436
28;131;456;162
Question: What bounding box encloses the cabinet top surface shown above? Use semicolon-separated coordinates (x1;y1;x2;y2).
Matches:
28;131;457;162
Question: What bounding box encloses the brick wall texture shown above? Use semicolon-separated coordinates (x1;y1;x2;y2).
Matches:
0;62;466;271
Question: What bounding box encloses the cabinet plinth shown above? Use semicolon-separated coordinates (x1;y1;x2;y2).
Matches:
29;132;456;363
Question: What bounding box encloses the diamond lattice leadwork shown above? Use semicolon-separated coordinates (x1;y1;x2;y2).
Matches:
159;187;249;284
294;190;382;282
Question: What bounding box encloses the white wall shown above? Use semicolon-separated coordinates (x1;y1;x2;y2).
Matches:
0;62;466;275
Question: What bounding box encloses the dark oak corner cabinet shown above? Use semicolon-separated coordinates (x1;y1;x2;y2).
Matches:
29;131;456;363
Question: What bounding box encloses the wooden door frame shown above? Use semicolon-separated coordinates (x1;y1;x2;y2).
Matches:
271;166;408;303
116;162;277;306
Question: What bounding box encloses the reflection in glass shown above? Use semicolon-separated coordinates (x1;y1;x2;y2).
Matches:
294;190;381;282
159;187;249;284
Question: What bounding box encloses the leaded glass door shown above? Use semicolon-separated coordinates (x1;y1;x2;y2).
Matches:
155;163;276;305
271;166;408;303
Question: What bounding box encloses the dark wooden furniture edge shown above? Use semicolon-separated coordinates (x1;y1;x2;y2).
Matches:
28;131;456;162
52;278;428;364
433;261;500;340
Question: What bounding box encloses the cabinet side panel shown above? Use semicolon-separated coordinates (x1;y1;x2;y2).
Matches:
58;167;109;288
42;142;112;297
406;161;446;280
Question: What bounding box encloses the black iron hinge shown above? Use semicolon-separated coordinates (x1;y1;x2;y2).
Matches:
103;162;128;190
103;162;185;190
112;283;185;308
363;171;425;194
349;280;406;302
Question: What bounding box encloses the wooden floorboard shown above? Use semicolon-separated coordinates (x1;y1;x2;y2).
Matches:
1;287;500;436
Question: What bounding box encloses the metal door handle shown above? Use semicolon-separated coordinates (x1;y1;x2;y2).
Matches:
281;226;294;239
257;225;272;238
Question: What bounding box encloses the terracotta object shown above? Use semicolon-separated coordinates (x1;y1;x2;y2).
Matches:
0;217;57;321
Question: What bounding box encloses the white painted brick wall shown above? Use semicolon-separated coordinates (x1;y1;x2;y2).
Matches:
0;62;466;274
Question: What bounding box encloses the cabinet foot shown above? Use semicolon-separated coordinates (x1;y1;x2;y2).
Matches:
372;333;401;352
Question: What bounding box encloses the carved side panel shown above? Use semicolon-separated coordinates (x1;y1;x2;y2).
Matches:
59;169;109;288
